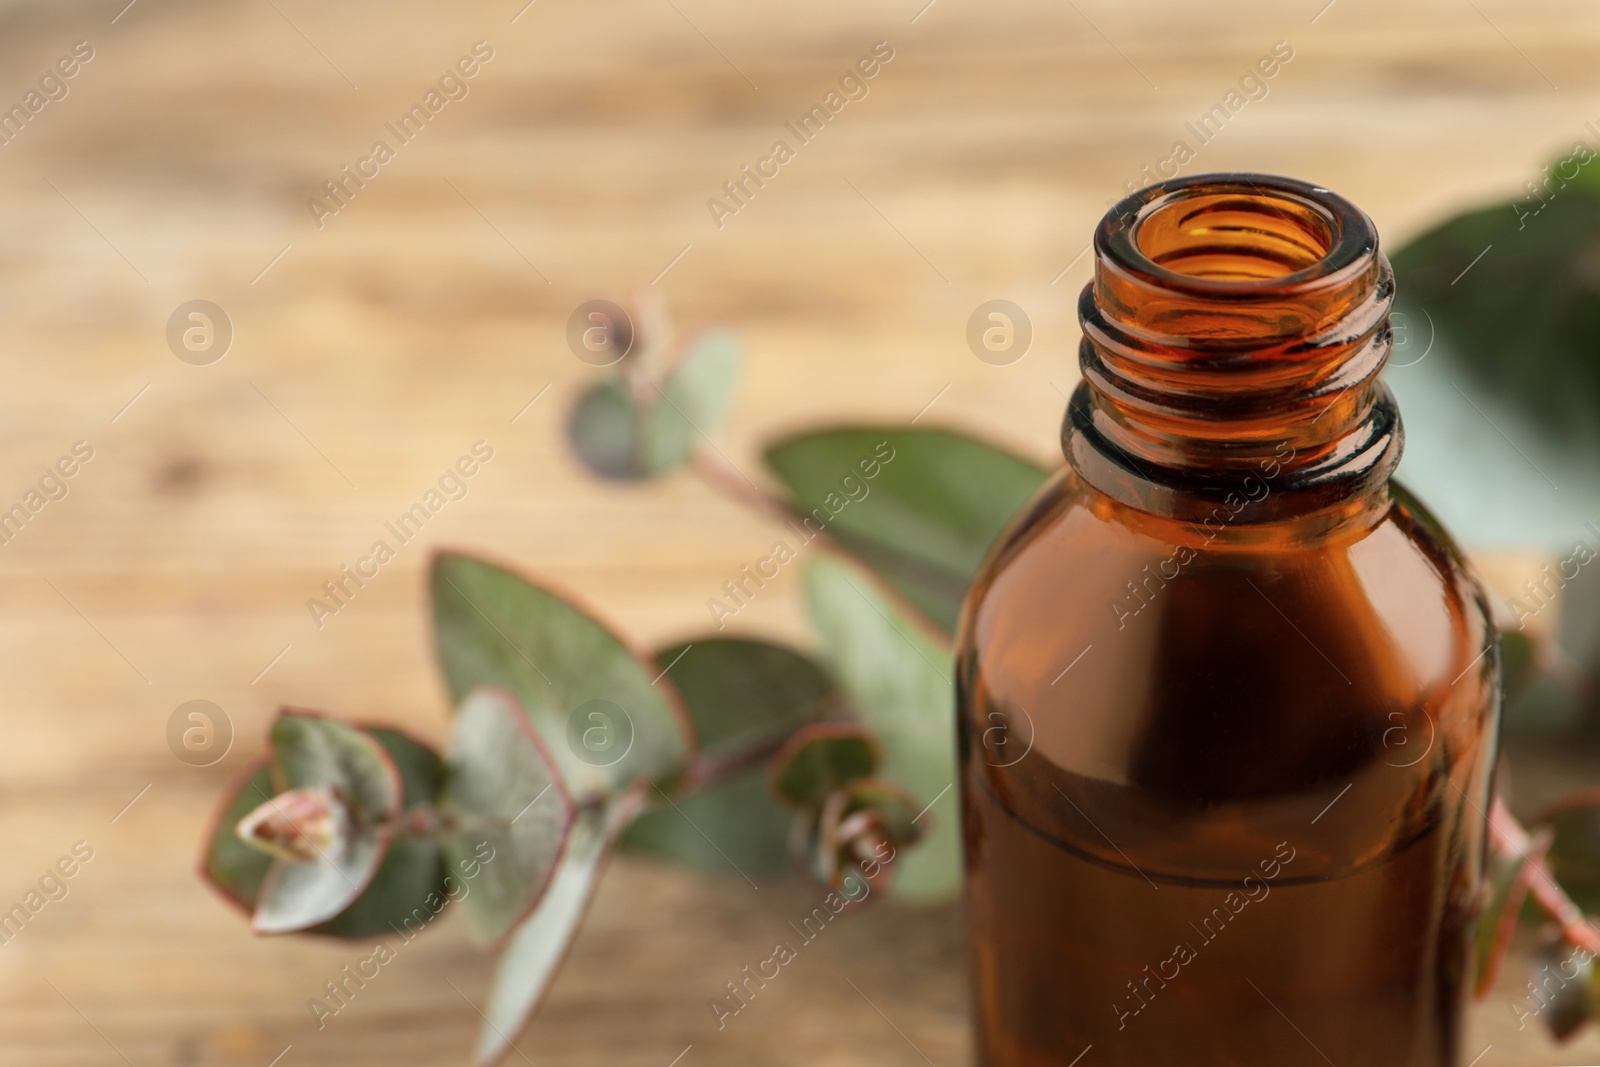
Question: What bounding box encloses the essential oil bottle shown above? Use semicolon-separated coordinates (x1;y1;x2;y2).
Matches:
956;174;1499;1067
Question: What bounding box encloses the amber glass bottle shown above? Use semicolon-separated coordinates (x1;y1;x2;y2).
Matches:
956;174;1499;1067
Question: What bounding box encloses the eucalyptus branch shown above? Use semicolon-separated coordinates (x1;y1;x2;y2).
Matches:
1491;795;1600;955
688;446;793;523
673;693;853;797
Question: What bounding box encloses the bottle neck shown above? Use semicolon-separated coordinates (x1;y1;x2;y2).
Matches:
1063;174;1401;533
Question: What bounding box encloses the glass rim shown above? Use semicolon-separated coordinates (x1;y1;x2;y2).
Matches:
1096;172;1380;296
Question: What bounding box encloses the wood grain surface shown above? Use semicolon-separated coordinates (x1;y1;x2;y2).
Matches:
1;0;1598;1063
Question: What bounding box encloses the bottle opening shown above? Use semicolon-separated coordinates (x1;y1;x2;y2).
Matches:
1134;191;1336;282
1098;174;1374;302
1068;172;1400;527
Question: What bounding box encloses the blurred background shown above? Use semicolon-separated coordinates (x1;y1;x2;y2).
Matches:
4;0;1600;1063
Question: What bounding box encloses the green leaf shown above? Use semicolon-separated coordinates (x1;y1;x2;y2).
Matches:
199;729;455;939
199;760;275;914
802;552;959;903
661;329;740;441
1474;828;1547;995
647;638;837;753
473;794;641;1067
1500;630;1539;705
621;637;838;874
443;689;575;946
368;726;445;806
624;772;792;873
1538;793;1600;914
312;726;450;939
765;427;1052;633
312;837;448;940
431;553;694;802
770;722;879;808
252;712;404;935
1521;560;1600;750
1499;627;1586;740
1388;177;1600;550
567;378;655;481
272;713;402;825
1392;186;1600;439
1505;671;1587;739
566;331;741;481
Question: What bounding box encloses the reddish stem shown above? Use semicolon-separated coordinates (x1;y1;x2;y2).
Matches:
688;448;795;525
675;702;846;797
680;731;793;794
1491;795;1600;955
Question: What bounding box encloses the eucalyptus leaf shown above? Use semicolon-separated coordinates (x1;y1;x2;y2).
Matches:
770;723;879;808
1538;793;1600;914
801;552;959;902
566;331;741;481
660;329;740;442
621;637;838;874
199;760;275;914
1474;830;1545;995
646;638;837;753
313;837;449;940
252;712;404;935
1391;187;1600;440
568;378;654;481
365;726;445;804
765;427;1051;633
443;688;575;946
272;712;402;826
624;772;793;873
1503;661;1587;740
1388;175;1600;550
431;553;693;802
200;730;453;938
1496;628;1586;741
1533;545;1600;739
313;726;450;939
1500;630;1538;706
472;796;639;1067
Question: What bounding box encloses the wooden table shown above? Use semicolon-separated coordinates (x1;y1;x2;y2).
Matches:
3;0;1598;1062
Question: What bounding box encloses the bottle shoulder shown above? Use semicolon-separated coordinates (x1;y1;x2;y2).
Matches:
960;468;1491;693
956;468;1498;878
